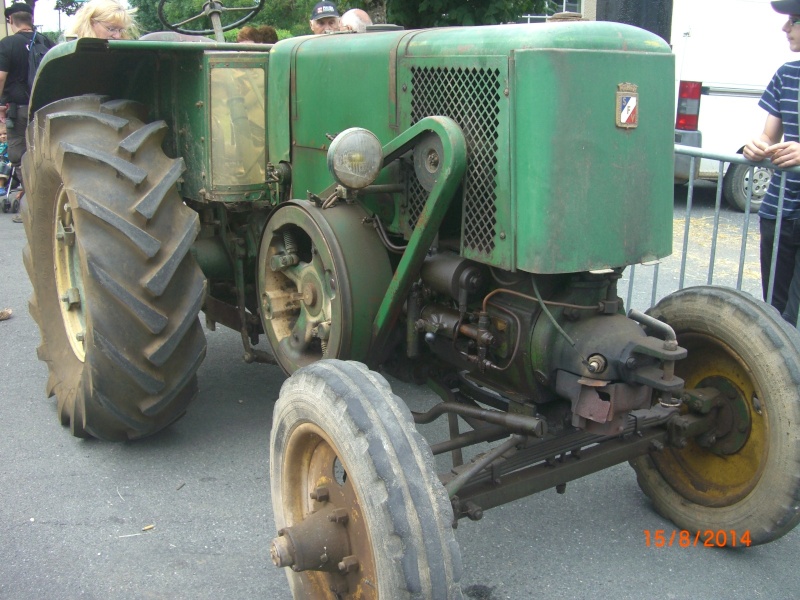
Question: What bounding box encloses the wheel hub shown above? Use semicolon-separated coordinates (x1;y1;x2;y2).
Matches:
750;167;771;199
274;422;377;598
261;230;334;363
703;377;751;455
301;280;320;313
257;202;392;374
53;187;86;362
270;504;352;573
652;332;767;507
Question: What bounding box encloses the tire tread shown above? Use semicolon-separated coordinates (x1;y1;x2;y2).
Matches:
272;359;463;598
22;94;207;440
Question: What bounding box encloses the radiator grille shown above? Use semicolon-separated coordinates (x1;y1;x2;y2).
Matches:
410;66;501;254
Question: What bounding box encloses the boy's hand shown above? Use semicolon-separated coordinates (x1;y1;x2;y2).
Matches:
744;137;773;161
766;141;800;168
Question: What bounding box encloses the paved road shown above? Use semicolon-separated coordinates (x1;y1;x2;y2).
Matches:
1;207;799;600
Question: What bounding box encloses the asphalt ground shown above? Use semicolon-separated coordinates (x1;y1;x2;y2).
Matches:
1;195;799;600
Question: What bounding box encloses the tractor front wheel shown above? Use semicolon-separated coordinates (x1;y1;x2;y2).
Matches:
270;360;463;599
631;286;800;545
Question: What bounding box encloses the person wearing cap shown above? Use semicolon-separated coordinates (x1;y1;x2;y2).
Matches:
309;1;340;35
341;8;372;33
744;0;800;326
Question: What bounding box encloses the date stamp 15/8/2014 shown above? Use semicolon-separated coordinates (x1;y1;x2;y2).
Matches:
644;529;752;548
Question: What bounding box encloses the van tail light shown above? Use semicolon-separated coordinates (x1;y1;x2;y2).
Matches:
676;80;702;131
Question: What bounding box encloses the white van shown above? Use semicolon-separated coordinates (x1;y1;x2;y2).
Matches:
672;0;794;210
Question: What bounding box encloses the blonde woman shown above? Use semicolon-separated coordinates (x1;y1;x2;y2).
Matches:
65;0;139;40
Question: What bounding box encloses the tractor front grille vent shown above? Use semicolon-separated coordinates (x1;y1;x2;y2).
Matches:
409;66;501;255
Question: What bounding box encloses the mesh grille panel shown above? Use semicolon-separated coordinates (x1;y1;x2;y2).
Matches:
410;66;501;254
407;176;427;229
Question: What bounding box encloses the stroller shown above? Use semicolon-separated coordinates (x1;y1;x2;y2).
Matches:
0;163;21;214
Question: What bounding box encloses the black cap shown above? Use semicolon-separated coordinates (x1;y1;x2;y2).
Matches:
4;2;32;18
310;1;339;21
772;0;800;14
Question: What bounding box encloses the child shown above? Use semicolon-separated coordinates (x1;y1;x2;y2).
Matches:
0;135;9;197
0;130;9;197
744;0;800;325
0;130;8;163
0;169;9;197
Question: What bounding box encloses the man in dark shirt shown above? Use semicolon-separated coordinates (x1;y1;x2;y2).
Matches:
0;3;51;166
0;3;53;223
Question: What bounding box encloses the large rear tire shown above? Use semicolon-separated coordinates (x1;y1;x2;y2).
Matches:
270;360;463;599
23;95;207;440
630;286;800;545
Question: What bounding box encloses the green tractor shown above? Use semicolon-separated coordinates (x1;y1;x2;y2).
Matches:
21;2;800;598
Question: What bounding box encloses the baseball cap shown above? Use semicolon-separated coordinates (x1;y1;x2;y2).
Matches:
4;2;33;18
772;0;800;14
310;1;339;21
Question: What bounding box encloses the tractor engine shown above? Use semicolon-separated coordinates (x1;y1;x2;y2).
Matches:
413;251;685;435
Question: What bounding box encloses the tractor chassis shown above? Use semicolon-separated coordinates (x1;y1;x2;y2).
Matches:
410;375;719;523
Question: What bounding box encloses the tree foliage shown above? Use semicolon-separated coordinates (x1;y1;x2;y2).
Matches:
128;0;323;37
126;0;546;39
126;0;161;34
53;0;84;16
387;0;546;28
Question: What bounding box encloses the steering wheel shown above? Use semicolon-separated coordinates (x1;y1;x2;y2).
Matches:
157;0;265;41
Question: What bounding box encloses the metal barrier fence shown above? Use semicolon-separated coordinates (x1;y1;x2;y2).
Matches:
622;144;800;326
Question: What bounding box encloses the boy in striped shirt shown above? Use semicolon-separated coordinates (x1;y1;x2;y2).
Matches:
745;0;800;326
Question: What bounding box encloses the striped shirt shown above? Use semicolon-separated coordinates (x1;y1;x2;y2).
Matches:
759;60;800;220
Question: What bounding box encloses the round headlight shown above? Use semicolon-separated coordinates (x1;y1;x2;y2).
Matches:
327;128;383;190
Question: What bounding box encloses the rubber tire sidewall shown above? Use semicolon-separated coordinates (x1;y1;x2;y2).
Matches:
631;286;800;545
270;359;463;599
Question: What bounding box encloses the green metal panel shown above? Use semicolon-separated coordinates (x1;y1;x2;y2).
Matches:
30;39;270;204
390;22;673;272
172;52;210;201
267;32;408;197
31;38;259;112
266;39;292;165
31;39;161;112
396;21;671;57
512;48;674;273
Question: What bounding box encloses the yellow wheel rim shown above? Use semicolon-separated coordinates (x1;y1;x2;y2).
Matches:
53;187;86;362
652;332;767;506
